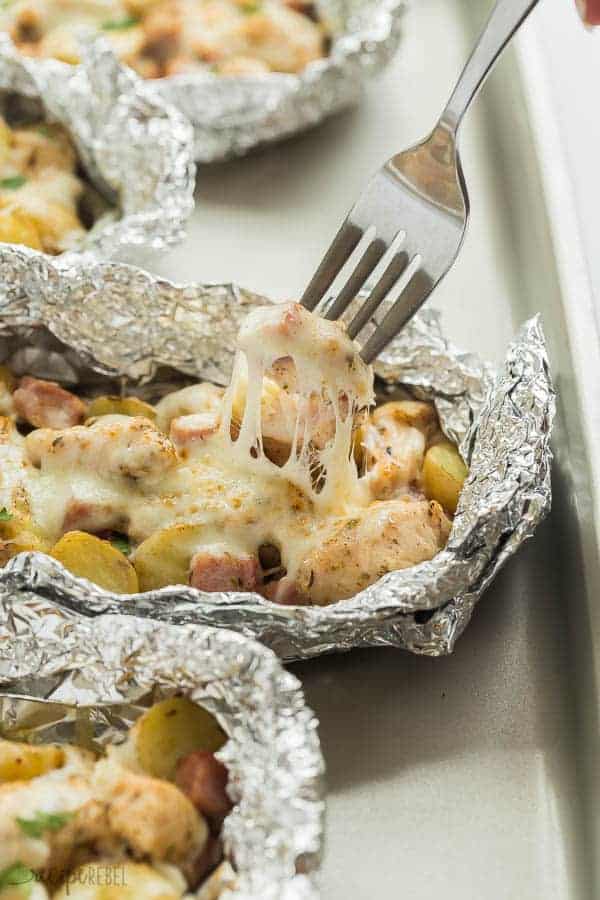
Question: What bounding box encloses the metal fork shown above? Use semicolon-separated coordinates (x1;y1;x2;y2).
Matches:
301;0;542;363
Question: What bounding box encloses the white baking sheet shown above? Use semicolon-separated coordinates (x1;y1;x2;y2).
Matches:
151;0;598;896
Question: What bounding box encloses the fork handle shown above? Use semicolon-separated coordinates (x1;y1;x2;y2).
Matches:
441;0;541;132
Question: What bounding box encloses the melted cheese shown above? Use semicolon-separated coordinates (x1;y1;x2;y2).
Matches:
0;303;452;601
0;0;326;79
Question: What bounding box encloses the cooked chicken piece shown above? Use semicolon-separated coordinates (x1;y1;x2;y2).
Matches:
361;418;426;500
25;416;177;481
290;499;452;604
13;377;86;430
155;383;224;433
189;546;260;592
94;759;209;872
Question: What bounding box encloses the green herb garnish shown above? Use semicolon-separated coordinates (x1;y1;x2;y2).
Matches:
240;0;262;13
0;175;26;190
0;862;35;892
110;536;131;556
0;507;13;521
101;15;139;30
17;810;74;838
36;125;53;138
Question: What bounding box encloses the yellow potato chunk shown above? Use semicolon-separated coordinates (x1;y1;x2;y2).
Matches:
0;510;50;565
0;207;43;251
52;861;185;899
0;738;64;783
51;531;139;594
133;523;205;592
86;395;157;422
134;697;226;781
0;364;15;392
423;441;468;515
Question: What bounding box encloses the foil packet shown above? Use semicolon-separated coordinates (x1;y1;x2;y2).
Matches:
0;37;195;265
0;593;325;899
0;260;555;661
153;0;407;161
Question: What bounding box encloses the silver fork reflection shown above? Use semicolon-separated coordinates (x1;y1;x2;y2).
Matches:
301;0;542;363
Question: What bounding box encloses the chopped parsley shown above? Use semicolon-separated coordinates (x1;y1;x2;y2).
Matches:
0;175;27;190
110;536;131;556
0;862;35;892
0;507;13;521
17;810;73;838
101;15;139;30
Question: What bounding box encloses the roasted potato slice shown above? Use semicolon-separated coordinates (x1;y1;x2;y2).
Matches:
0;364;15;393
133;523;206;592
134;697;226;781
0;207;43;251
0;738;64;783
0;510;50;565
52;861;185;899
51;531;139;594
423;441;468;515
86;395;157;422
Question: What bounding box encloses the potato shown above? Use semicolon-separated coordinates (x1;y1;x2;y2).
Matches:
51;531;139;594
423;441;468;515
134;697;226;781
0;738;64;783
0;511;50;565
86;395;157;423
0;207;43;251
0;365;15;392
52;861;185;899
133;523;205;592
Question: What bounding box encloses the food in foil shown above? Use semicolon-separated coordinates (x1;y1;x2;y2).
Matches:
0;302;467;606
1;0;329;79
0;263;553;658
0;597;324;896
0;113;108;254
0;38;195;259
0;696;233;898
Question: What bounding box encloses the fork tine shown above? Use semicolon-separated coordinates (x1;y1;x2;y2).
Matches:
346;250;409;340
360;267;434;363
300;221;363;311
323;237;387;322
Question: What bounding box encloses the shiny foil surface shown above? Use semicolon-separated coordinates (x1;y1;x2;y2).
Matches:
0;37;195;264
154;0;406;161
0;263;555;660
0;593;325;899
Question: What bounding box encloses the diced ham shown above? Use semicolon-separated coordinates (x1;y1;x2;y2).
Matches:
176;751;233;825
189;548;259;593
169;412;220;452
62;500;125;535
13;376;86;429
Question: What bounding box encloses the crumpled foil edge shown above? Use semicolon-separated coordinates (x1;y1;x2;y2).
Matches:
154;0;407;161
0;261;555;660
0;594;325;899
0;37;195;264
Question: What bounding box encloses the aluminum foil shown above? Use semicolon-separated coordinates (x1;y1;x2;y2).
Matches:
0;262;555;661
0;36;195;265
153;0;406;161
0;593;325;899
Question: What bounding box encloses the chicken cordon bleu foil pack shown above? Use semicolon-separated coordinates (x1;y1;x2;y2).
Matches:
0;597;324;899
0;260;554;661
0;36;195;263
